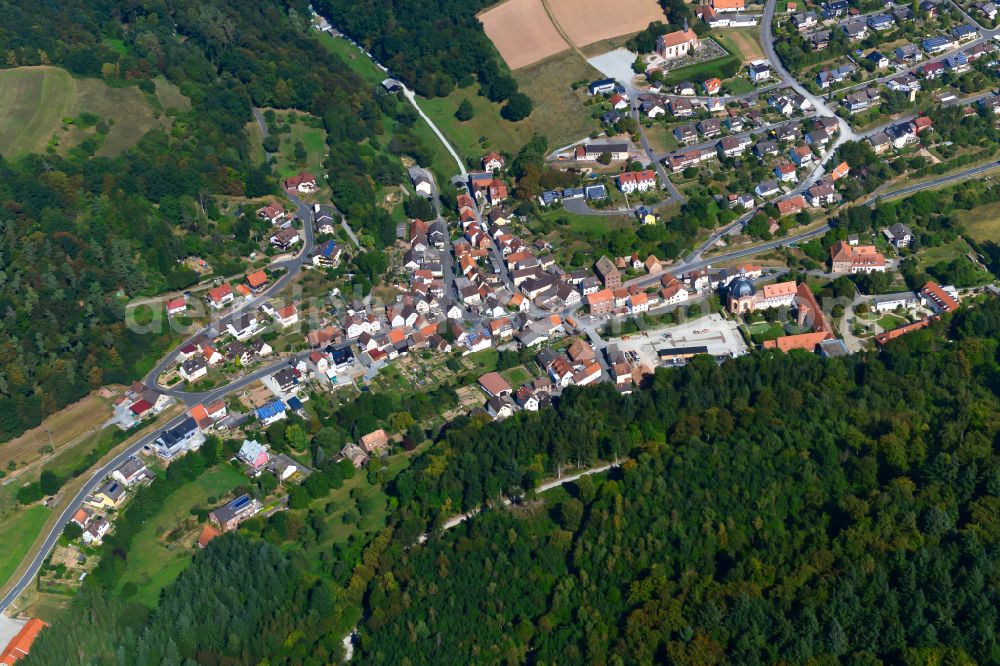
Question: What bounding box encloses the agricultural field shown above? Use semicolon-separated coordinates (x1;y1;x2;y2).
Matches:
115;464;249;607
479;0;568;70
547;0;664;49
480;0;665;69
0;66;188;159
723;28;766;64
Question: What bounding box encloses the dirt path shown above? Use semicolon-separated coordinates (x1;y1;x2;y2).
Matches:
539;0;588;62
419;461;619;540
0;392;112;482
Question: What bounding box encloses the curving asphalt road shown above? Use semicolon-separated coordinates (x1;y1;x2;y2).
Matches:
0;412;188;613
0;346;314;613
143;192;316;402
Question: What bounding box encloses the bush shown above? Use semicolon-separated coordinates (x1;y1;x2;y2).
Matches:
500;92;533;122
455;99;474;122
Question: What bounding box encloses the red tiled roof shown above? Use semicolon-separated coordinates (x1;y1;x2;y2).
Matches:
776;195;807;216
660;28;698;48
129;399;152;415
246;270;268;288
197;523;223;549
762;331;831;352
1;618;48;665
586;289;613;305
875;318;932;345
208;284;232;303
921;281;959;312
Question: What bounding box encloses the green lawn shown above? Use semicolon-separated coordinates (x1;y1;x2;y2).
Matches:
466;349;500;374
724;77;754;94
540;207;633;235
664;55;740;86
257;110;329;181
0;66;76;157
877;313;908;330
916;237;974;268
44;427;129;482
315;33;386;86
415;83;529;163
0;505;50;590
0;66;187;159
501;365;532;387
749;321;786;341
954;199;1000;243
116;464;248;607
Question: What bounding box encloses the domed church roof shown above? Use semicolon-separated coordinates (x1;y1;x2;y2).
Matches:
728;276;756;299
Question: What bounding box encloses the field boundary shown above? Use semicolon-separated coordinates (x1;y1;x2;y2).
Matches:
539;0;584;60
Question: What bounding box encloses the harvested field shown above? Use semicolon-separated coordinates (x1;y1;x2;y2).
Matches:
480;0;569;70
548;0;664;49
724;28;766;64
481;0;665;70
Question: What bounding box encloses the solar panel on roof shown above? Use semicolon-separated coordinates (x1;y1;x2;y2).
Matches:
230;495;251;511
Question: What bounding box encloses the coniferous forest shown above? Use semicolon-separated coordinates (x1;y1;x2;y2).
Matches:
23;298;1000;664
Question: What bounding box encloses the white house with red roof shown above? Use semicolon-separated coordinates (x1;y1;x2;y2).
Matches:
274;304;299;328
284;172;318;193
481;152;505;171
166;297;186;315
617;170;658;194
920;281;959;313
256;202;286;225
656;27;701;60
207;284;234;309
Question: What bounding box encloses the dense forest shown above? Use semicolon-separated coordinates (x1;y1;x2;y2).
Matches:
26;296;1000;664
21;535;350;664
356;299;1000;663
0;0;397;439
312;0;524;105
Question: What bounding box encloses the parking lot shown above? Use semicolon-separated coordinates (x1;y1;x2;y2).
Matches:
606;313;748;368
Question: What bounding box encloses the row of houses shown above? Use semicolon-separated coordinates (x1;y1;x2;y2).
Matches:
74;456;156;546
